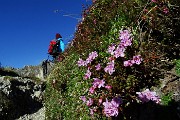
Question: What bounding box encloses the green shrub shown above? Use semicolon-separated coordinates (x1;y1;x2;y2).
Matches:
175;59;180;76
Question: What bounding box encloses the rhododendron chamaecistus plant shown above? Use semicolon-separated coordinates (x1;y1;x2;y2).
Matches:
84;67;92;80
103;97;123;117
136;89;161;104
77;29;144;118
123;55;143;67
104;60;115;75
77;51;98;67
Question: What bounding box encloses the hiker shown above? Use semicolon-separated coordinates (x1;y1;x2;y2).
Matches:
48;33;65;61
42;59;48;76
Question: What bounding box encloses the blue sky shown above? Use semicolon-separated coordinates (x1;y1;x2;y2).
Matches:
0;0;92;68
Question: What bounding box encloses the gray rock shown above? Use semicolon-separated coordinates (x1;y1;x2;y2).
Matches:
0;76;46;119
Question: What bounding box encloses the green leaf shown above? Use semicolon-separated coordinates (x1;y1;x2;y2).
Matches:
175;59;180;76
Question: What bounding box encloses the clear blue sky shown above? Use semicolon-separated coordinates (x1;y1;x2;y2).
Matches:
0;0;92;68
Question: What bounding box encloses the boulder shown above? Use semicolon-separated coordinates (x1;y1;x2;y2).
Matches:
0;76;46;120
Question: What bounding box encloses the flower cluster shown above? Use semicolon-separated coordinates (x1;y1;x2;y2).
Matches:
77;29;144;118
84;67;92;80
104;60;115;75
119;29;132;47
103;97;123;117
80;96;94;106
107;29;132;59
123;55;143;67
89;78;112;94
136;89;161;104
77;51;98;67
105;29;142;75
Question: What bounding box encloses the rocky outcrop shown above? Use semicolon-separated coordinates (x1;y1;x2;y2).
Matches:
0;76;46;120
1;60;54;80
0;60;55;119
15;65;44;80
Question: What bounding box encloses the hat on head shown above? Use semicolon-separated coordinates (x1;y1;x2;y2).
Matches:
56;33;62;39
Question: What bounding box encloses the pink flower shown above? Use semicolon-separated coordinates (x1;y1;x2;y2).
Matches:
89;108;94;116
89;107;97;116
86;98;93;106
123;60;133;67
151;0;157;3
89;86;96;94
99;98;103;105
107;44;116;55
86;57;93;64
95;63;101;71
120;38;132;47
84;68;91;80
85;51;98;64
80;96;86;103
77;58;86;67
113;46;125;58
163;7;169;14
119;30;131;41
93;19;97;24
132;55;142;65
108;56;115;61
103;98;120;117
105;85;112;90
136;89;161;104
119;29;133;47
104;61;115;75
88;51;98;60
93;78;105;88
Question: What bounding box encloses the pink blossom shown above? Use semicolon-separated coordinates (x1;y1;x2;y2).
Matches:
163;7;169;14
86;98;93;106
93;19;97;24
104;61;115;75
88;51;98;60
108;56;114;61
80;96;86;103
113;46;125;58
89;107;97;116
136;89;161;104
86;57;93;64
119;29;133;47
93;78;105;88
85;51;98;64
123;60;133;67
89;86;96;94
119;30;131;41
105;85;112;90
84;68;91;80
151;0;157;3
107;44;116;55
99;98;103;105
132;55;142;65
120;38;132;47
95;63;101;71
103;98;120;117
89;108;94;116
77;58;86;67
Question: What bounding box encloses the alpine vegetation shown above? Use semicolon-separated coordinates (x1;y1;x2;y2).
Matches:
45;0;180;119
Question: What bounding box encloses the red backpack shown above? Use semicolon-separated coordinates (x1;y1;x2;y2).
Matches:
48;40;57;55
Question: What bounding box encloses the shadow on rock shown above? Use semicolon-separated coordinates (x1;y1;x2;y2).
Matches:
114;100;180;120
0;77;46;120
